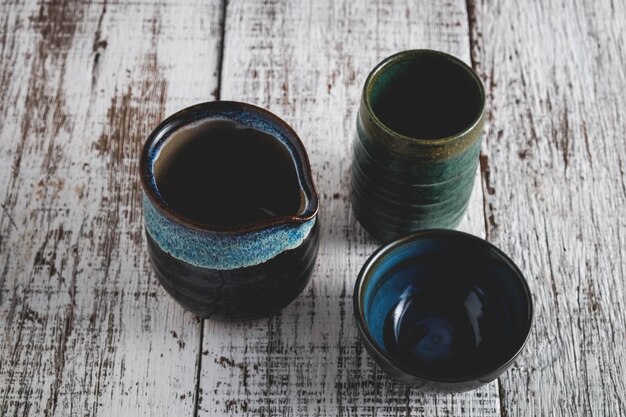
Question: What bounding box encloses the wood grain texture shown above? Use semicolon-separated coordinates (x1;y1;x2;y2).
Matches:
198;1;494;416
468;0;626;415
3;0;624;415
0;0;223;415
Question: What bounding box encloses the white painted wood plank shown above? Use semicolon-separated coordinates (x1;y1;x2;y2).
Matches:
199;1;495;416
0;0;223;415
469;0;626;415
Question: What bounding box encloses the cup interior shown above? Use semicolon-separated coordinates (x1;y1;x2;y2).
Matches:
142;102;317;230
153;119;303;227
366;50;484;140
357;231;532;381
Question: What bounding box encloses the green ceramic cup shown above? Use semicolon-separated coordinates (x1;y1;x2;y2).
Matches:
351;50;486;241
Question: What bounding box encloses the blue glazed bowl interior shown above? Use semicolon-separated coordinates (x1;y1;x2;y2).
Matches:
359;232;532;381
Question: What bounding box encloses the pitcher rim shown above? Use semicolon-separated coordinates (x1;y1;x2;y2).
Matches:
140;101;319;234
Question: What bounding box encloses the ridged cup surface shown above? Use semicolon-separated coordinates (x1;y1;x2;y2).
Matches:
351;50;485;241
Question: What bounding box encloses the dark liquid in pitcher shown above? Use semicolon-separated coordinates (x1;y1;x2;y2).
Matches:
154;119;303;227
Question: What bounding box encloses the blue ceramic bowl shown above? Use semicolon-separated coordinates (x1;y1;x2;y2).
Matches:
140;101;319;320
354;230;533;392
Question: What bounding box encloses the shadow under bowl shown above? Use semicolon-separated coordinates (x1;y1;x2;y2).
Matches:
353;230;533;392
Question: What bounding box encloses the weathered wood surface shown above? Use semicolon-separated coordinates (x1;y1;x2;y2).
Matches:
468;0;626;415
0;0;624;416
0;0;223;415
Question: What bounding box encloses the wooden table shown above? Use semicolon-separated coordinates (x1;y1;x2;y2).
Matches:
1;0;624;415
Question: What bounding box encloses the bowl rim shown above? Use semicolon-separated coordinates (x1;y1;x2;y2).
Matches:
140;101;319;234
353;229;534;384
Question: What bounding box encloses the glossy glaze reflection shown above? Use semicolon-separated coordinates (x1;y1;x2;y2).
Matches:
376;253;510;379
354;230;533;392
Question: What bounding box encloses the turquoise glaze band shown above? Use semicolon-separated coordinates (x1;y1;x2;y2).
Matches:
143;194;316;270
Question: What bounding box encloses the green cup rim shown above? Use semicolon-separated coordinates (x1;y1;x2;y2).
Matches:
362;49;486;147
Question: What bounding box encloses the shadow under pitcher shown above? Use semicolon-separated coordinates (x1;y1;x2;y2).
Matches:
351;50;486;241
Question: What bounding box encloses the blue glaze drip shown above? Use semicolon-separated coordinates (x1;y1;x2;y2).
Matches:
143;194;315;270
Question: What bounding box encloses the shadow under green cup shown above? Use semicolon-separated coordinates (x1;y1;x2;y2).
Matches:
351;50;486;241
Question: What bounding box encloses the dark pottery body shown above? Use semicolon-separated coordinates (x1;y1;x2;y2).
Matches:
351;50;486;241
145;222;319;319
140;101;319;320
353;230;533;392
